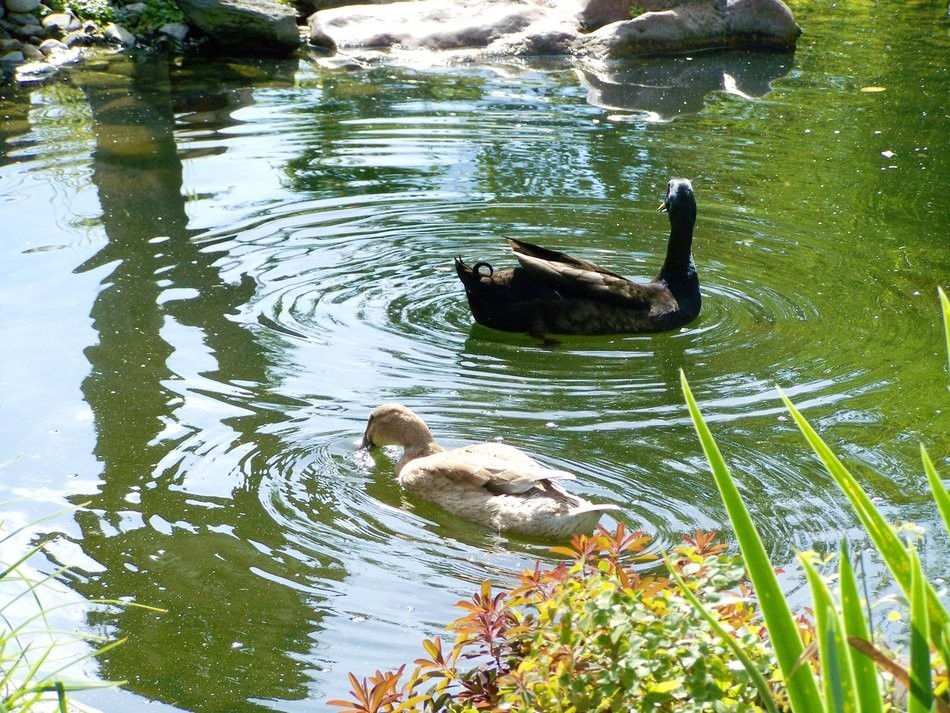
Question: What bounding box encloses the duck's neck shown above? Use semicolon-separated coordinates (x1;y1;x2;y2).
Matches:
659;213;696;279
396;439;444;475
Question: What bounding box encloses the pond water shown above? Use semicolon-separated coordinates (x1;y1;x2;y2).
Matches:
1;1;948;710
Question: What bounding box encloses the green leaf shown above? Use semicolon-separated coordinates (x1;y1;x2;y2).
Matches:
664;553;781;713
680;372;823;713
908;548;932;713
940;285;950;387
922;445;950;540
838;542;883;713
801;554;857;712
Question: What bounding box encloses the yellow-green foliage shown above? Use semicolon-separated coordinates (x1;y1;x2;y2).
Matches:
329;527;784;712
497;531;776;712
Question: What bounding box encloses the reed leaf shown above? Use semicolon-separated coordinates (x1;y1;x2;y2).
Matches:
940;285;949;386
908;548;932;713
801;555;855;713
681;371;823;712
922;445;950;540
838;543;883;713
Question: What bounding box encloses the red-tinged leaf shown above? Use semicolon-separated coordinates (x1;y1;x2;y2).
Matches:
346;672;370;707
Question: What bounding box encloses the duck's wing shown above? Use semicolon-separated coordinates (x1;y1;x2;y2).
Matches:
508;238;627;279
418;450;575;496
508;238;666;306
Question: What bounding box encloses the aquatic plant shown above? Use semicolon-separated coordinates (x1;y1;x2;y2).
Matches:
1;504;161;712
678;287;950;713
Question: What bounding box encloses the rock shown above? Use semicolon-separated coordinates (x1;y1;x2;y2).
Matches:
21;38;41;57
42;12;82;34
38;37;68;53
0;48;24;62
11;23;47;39
576;0;639;31
159;21;189;41
122;2;148;19
308;0;550;52
176;0;299;57
9;11;41;25
103;21;135;45
575;0;800;58
307;0;799;59
62;27;99;47
4;0;40;13
725;0;799;48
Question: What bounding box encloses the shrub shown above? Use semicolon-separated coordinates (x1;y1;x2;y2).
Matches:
329;526;784;712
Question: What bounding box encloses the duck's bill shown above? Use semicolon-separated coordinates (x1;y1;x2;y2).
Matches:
358;433;374;449
656;200;668;212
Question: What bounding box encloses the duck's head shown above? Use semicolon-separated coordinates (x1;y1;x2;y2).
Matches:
657;178;697;229
360;403;434;449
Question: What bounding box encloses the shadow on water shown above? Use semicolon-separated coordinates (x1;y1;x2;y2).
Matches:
64;56;331;711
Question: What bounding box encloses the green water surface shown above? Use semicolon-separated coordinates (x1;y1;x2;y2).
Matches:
0;2;947;710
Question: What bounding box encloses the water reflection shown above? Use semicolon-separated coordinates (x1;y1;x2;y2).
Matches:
69;57;326;710
578;51;795;120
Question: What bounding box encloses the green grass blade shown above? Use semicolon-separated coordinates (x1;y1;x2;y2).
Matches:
838;543;883;713
664;553;781;713
922;445;950;539
801;555;855;713
940;286;950;386
908;548;932;713
778;389;950;639
681;372;823;712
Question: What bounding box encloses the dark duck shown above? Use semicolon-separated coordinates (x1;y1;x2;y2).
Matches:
454;178;700;336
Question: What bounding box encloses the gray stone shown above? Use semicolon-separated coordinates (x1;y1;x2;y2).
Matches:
725;0;799;48
176;0;299;56
159;21;189;41
38;37;68;53
21;39;43;57
62;28;98;47
576;0;640;31
12;23;46;39
308;0;799;59
576;0;800;58
0;48;23;62
4;0;40;13
103;21;135;45
122;2;148;18
9;11;40;25
42;12;82;34
309;0;550;52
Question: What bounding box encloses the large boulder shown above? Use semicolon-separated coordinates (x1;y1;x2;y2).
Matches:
176;0;300;56
307;0;800;58
575;0;800;58
308;0;559;53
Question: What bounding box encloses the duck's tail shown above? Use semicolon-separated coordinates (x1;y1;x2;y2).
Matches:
454;257;494;288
